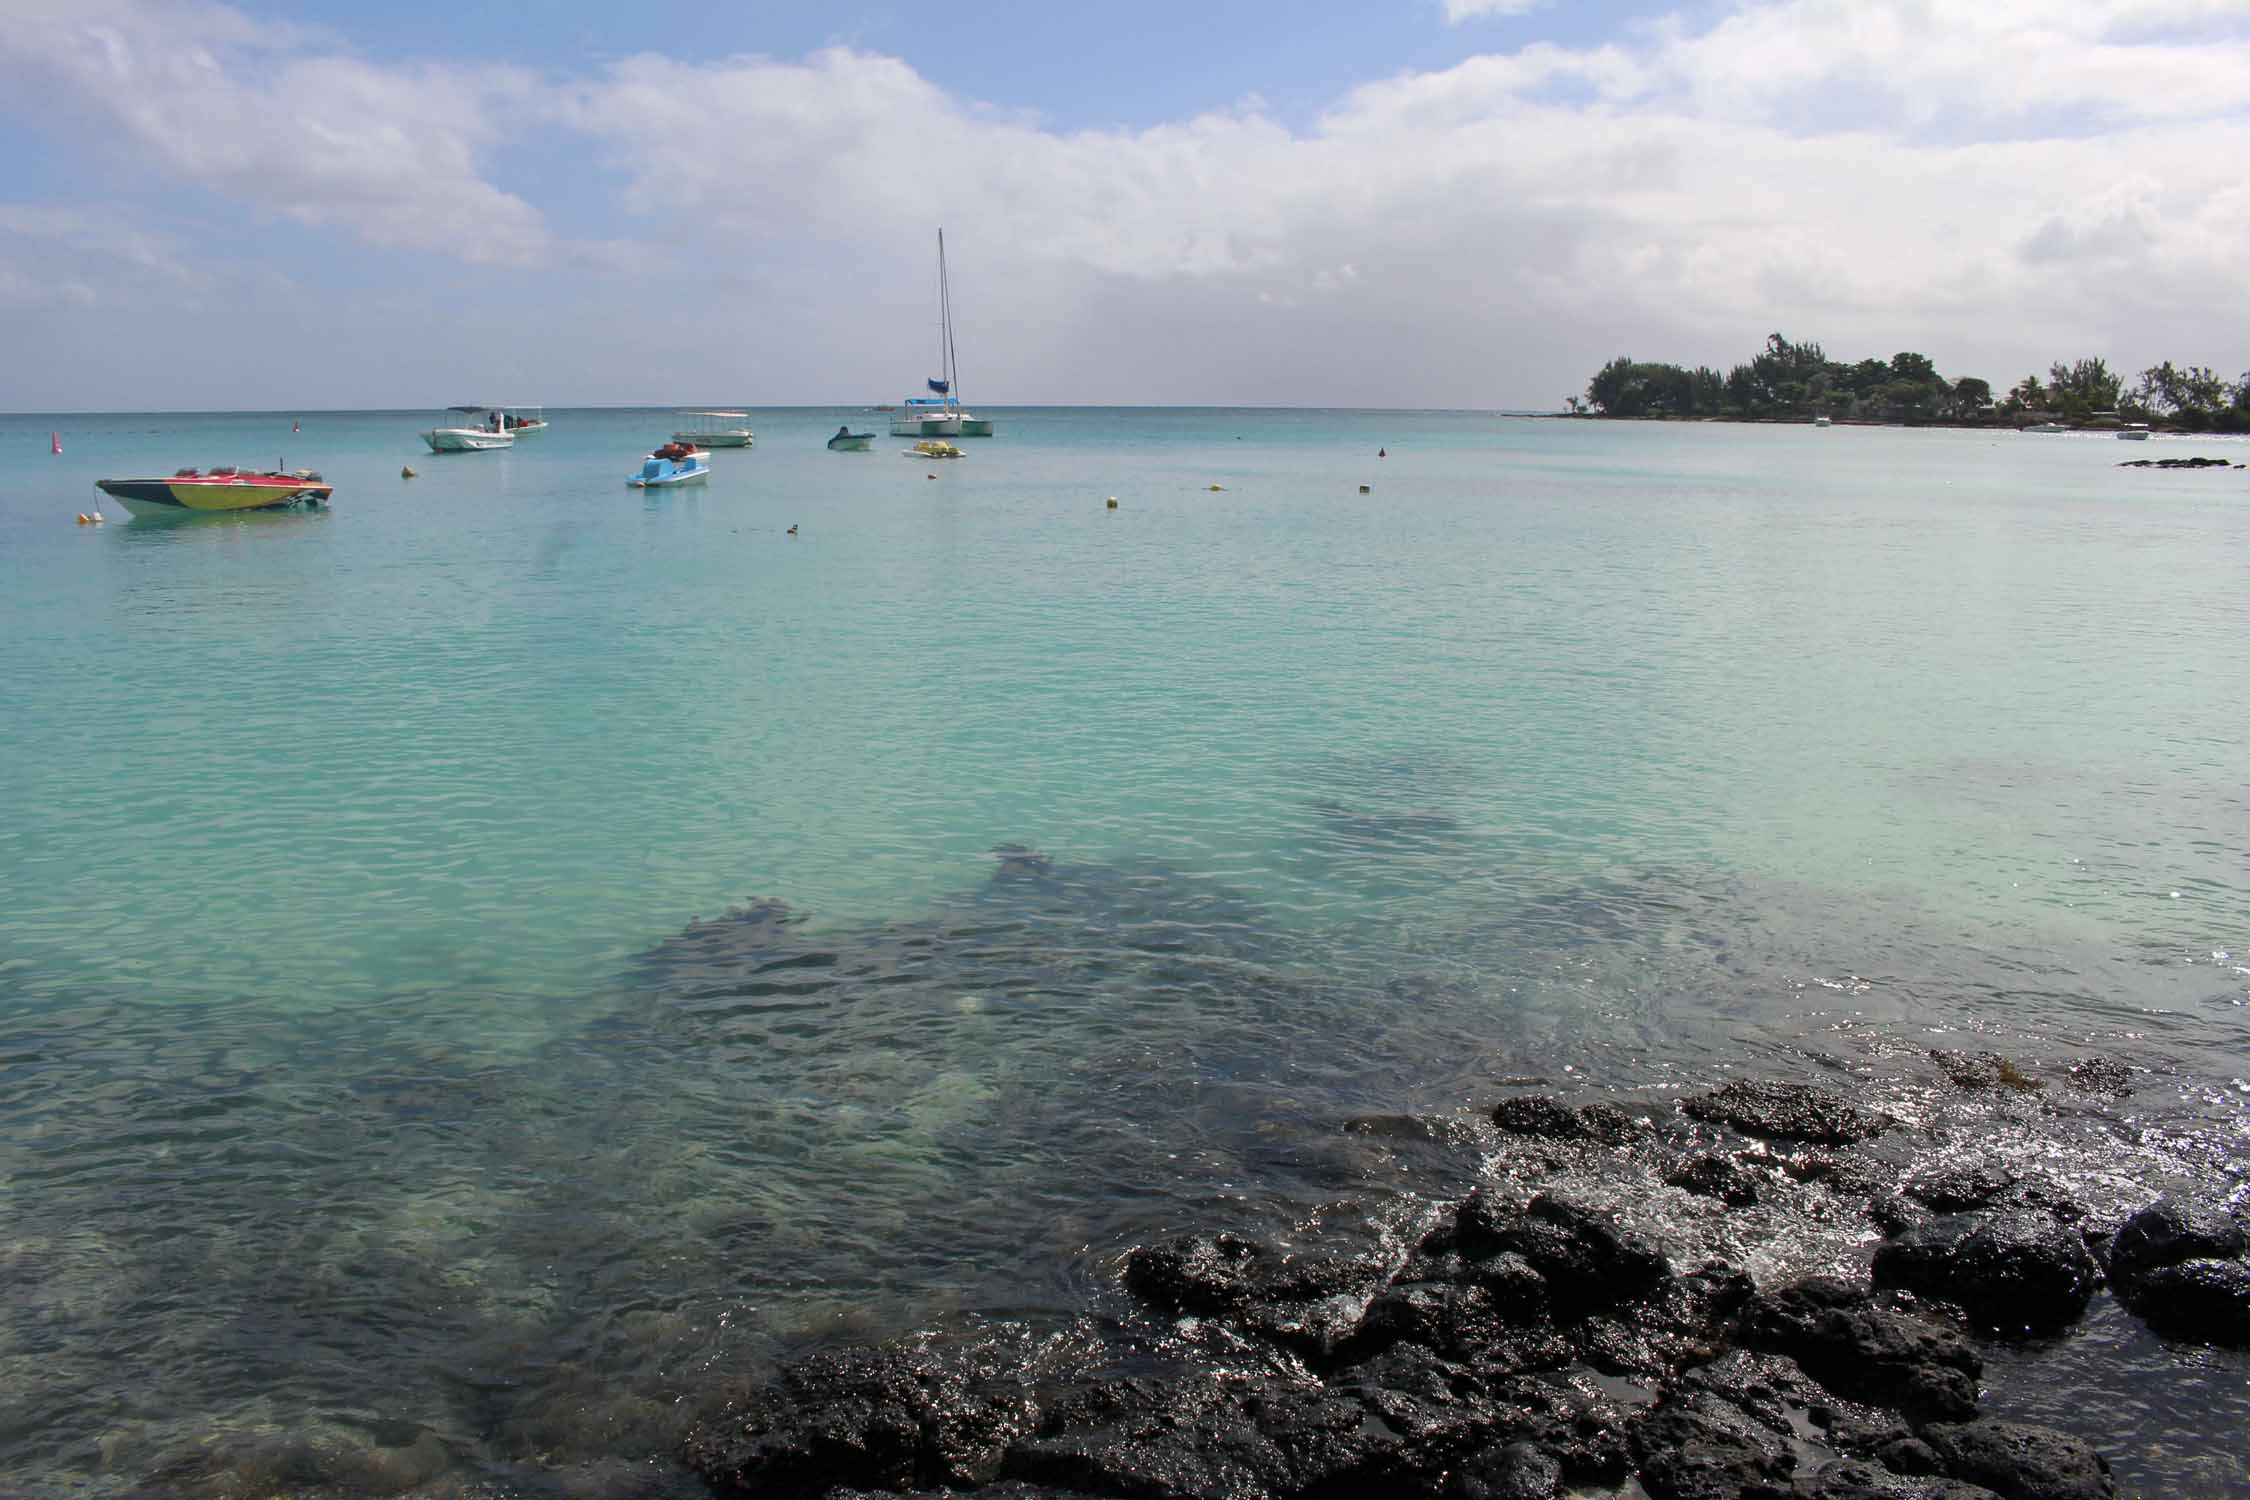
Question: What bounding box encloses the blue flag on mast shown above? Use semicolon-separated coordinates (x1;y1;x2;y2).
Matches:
927;378;950;395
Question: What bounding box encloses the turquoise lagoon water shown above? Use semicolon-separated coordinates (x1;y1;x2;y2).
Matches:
1;407;2246;1495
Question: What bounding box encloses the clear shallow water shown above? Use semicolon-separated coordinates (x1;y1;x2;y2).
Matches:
1;408;2246;1496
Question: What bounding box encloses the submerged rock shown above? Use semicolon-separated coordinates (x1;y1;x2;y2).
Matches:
1929;1051;2043;1093
1871;1212;2098;1333
1682;1080;1891;1144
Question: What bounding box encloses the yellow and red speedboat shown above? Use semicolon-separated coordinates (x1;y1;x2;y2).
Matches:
95;467;334;514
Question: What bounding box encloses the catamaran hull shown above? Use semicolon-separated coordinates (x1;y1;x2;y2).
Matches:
97;478;333;514
890;414;961;437
423;428;513;452
957;416;993;437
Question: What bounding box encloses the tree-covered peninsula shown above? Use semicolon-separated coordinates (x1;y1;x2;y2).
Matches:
1577;334;2250;431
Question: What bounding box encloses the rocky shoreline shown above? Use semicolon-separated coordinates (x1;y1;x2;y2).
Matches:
680;1070;2248;1500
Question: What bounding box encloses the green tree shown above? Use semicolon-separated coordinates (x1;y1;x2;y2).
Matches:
2047;357;2121;417
1952;376;1993;414
2004;374;2048;412
1890;351;1939;384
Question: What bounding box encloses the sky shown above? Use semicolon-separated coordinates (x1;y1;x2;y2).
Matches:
2;0;2247;411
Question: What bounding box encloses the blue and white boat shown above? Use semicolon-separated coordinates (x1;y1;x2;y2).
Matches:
888;230;995;438
628;442;710;488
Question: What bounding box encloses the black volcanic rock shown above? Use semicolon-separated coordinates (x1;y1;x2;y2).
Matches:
2106;1196;2246;1282
1447;1438;1565;1499
1630;1390;1796;1500
683;1346;1034;1498
1683;1080;1891;1144
1002;1371;1403;1500
2116;1257;2250;1344
1667;1151;1762;1206
1793;1457;2006;1498
1492;1095;1593;1140
1490;1095;1648;1145
1487;1194;1672;1314
1740;1277;1981;1421
1905;1163;2018;1213
1871;1212;2098;1333
1122;1231;1268;1316
1919;1419;2115;1500
1123;1233;1385;1362
2104;1196;2250;1343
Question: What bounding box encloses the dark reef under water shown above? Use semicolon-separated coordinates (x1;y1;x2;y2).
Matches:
1;831;2244;1500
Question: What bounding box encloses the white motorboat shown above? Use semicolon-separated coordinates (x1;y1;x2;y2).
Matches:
2023;421;2070;433
672;411;754;447
2116;423;2151;441
422;405;540;452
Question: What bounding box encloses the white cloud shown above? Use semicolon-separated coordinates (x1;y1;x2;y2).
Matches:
0;0;548;265
0;203;204;311
543;4;2250;401
1444;0;1551;20
5;0;2249;406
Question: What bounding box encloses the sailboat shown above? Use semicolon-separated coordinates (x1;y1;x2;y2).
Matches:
890;230;993;439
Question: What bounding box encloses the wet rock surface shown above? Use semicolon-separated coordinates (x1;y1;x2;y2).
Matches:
1872;1212;2100;1334
1918;1420;2115;1500
672;1070;2193;1500
1740;1278;1981;1421
1682;1080;1892;1144
2105;1196;2250;1344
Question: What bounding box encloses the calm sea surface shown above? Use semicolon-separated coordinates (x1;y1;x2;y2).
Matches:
0;407;2244;1495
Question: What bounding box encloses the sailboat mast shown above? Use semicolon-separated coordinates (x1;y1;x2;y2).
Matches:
938;228;960;416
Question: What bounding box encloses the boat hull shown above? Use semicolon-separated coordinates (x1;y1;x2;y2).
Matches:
890;413;961;437
827;435;874;451
957;416;993;437
97;477;333;513
674;431;753;447
423;428;513;452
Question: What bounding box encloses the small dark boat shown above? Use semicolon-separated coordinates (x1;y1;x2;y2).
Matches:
827;427;875;451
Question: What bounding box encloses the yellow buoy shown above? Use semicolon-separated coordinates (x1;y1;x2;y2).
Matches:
401;465;417;479
76;513;89;525
1105;496;1118;509
1208;483;1225;492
